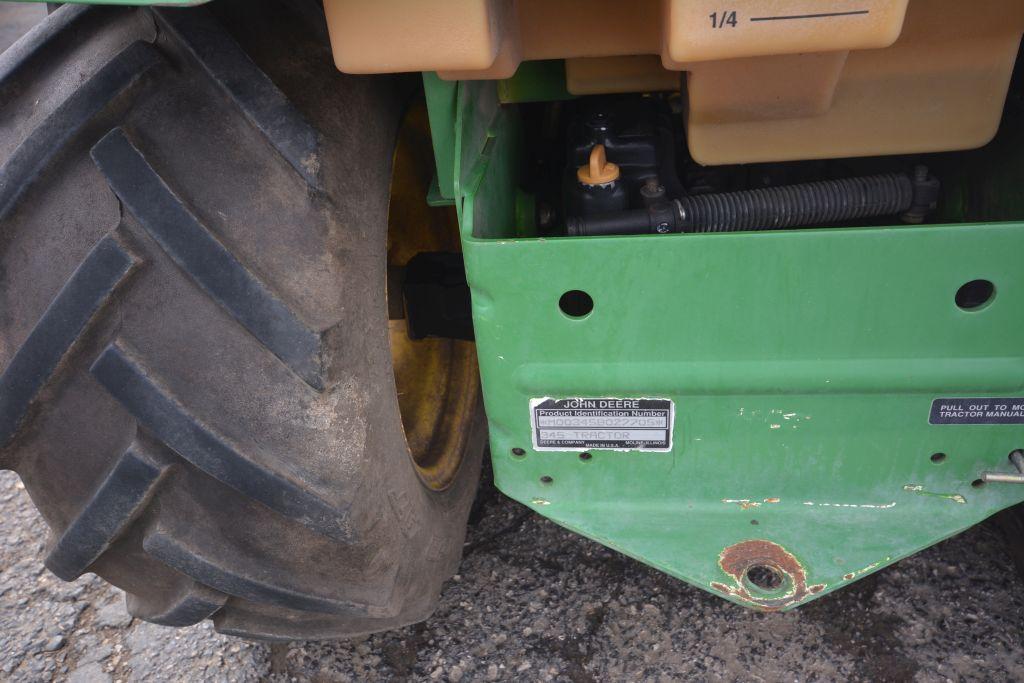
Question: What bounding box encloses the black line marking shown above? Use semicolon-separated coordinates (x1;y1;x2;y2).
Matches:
0;236;137;447
90;342;351;542
0;41;164;220
750;10;869;22
45;442;169;581
90;128;325;390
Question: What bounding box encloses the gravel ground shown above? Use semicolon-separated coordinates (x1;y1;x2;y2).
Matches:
3;5;1024;681
2;466;1024;682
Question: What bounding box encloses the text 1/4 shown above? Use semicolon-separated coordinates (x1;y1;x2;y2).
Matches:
709;10;738;28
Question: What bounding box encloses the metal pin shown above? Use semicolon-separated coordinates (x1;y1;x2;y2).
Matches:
981;450;1024;483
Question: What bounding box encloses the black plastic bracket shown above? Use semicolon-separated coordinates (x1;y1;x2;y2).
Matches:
402;252;474;342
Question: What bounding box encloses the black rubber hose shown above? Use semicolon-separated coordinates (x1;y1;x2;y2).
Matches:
566;172;921;236
680;173;913;233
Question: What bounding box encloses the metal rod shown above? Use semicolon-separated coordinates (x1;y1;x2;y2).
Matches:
981;449;1024;483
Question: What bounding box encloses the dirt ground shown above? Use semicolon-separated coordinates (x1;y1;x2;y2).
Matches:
2;465;1024;682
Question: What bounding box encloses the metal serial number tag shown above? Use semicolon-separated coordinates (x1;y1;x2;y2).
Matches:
529;397;674;452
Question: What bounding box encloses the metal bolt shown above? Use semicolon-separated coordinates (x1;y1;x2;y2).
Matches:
537;203;555;229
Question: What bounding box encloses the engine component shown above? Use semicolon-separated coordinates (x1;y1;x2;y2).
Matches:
565;102;686;210
567;168;940;236
569;144;628;217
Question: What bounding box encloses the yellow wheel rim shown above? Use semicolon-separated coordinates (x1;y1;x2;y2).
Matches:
387;103;480;491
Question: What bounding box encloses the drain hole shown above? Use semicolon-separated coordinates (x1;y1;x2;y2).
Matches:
559;290;594;318
745;564;784;591
540;475;553;485
511;447;526;458
579;452;592;461
930;452;946;464
972;478;986;488
955;279;995;310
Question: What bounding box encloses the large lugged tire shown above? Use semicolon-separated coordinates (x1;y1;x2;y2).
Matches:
0;0;485;640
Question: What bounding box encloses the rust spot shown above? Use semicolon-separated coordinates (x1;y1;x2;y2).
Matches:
843;572;856;581
712;539;826;611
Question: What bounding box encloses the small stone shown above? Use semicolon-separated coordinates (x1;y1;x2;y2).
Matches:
95;601;132;629
40;636;66;652
486;664;499;681
449;665;464;682
80;643;114;665
68;662;112;683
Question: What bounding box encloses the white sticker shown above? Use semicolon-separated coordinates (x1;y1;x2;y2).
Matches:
529;397;674;452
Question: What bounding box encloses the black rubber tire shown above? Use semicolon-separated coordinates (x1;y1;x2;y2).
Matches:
0;1;485;640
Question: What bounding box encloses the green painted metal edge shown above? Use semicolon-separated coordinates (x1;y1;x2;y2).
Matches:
426;176;455;207
424;73;1024;610
422;73;458;201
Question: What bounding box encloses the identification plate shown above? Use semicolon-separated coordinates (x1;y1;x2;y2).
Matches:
530;397;674;452
929;398;1024;425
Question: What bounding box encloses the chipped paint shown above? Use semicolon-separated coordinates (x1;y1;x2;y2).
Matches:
801;500;896;509
902;484;966;504
531;498;551;506
770;424;781;430
842;557;892;582
710;539;826;611
722;498;780;510
723;498;761;509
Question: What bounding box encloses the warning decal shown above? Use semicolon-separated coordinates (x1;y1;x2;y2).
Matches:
530;397;674;452
929;398;1024;425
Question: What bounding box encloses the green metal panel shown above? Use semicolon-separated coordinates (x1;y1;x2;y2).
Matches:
425;74;1024;610
422;73;458;201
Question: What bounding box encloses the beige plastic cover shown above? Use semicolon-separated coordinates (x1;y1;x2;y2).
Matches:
324;0;1024;165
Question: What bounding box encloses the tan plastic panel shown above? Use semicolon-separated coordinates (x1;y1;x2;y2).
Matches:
686;0;1024;164
565;56;679;96
323;0;504;73
324;0;1024;164
686;52;848;124
325;0;908;74
662;0;908;66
